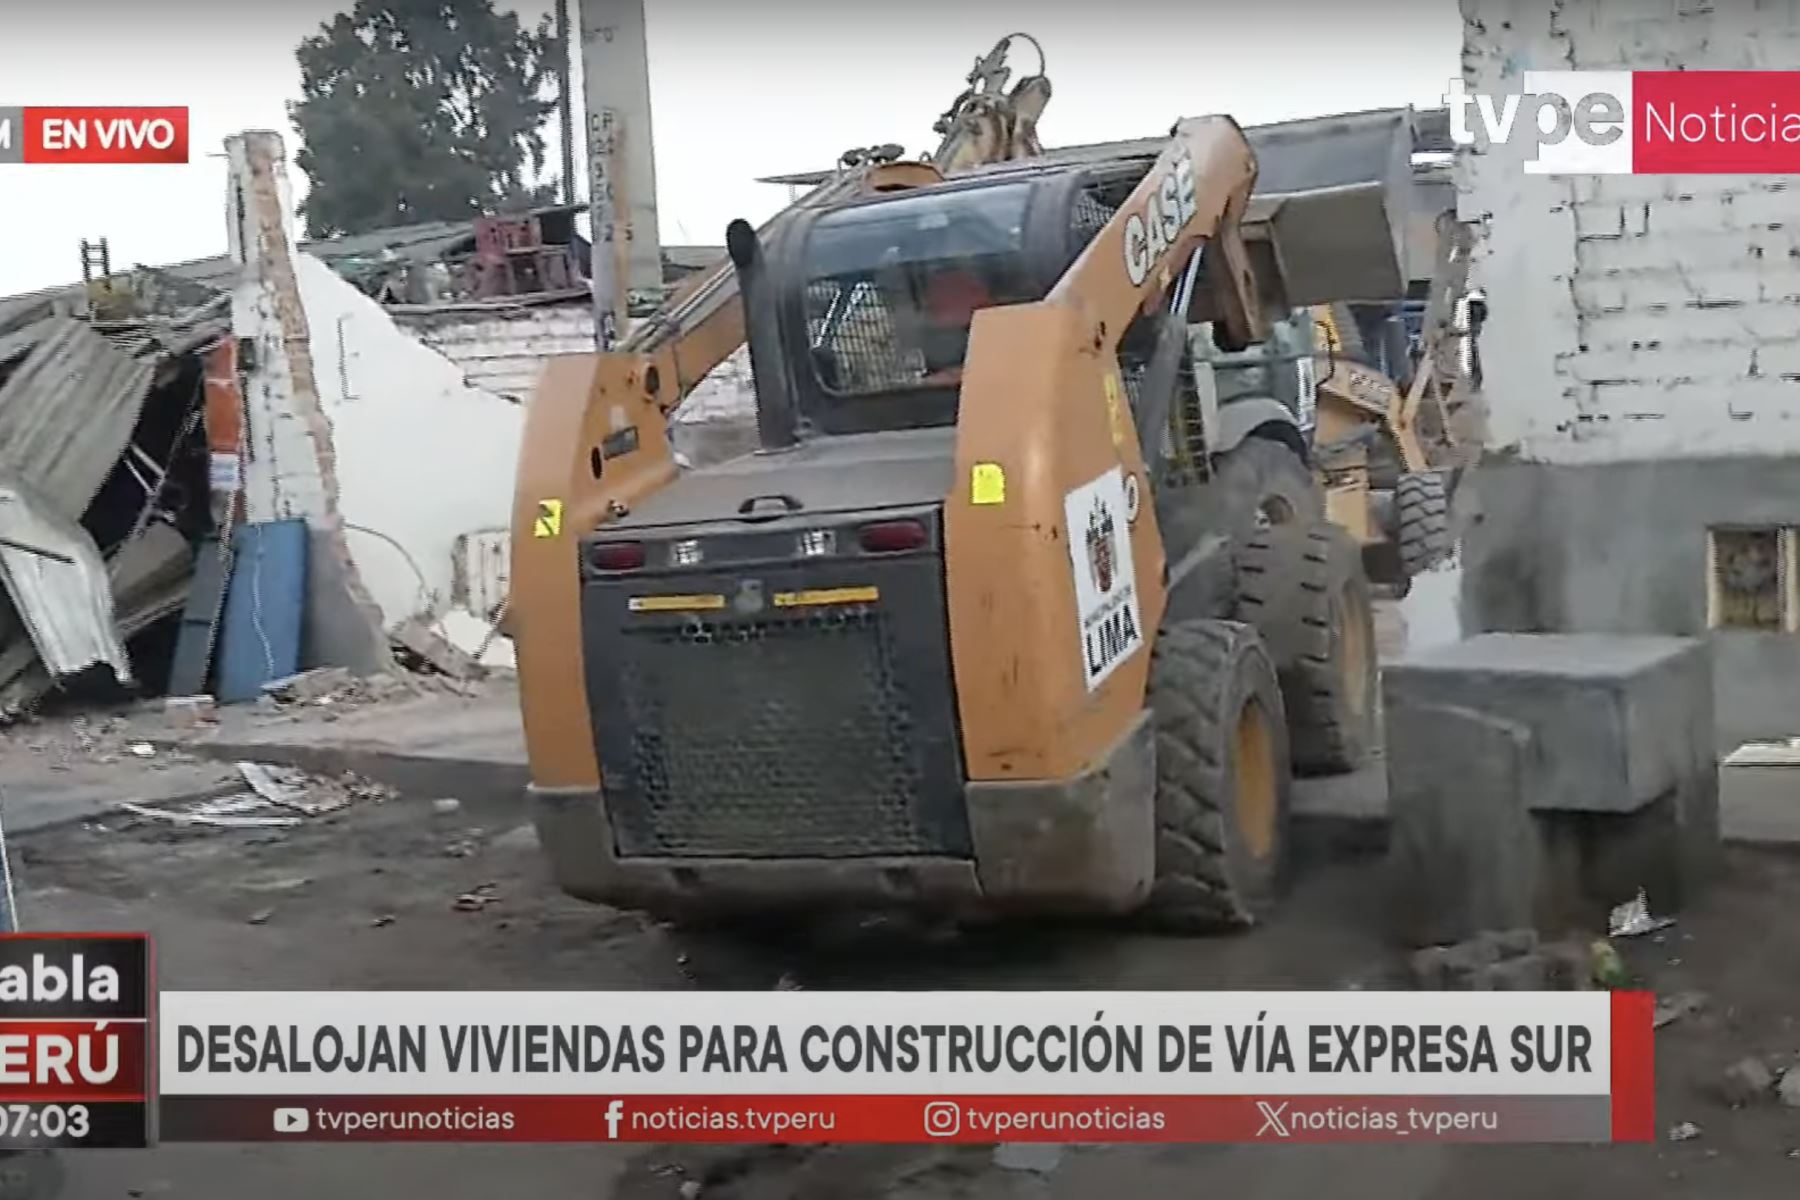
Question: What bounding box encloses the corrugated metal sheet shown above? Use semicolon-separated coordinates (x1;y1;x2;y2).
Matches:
0;318;155;521
0;479;131;685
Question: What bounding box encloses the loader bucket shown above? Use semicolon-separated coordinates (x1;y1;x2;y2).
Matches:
1240;108;1418;307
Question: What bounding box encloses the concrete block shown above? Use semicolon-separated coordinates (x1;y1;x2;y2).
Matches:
1384;635;1722;940
1386;701;1541;945
1720;742;1800;844
1384;634;1715;815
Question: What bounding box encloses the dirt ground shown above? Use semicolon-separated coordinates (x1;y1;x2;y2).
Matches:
6;762;1800;1198
1;587;1796;1196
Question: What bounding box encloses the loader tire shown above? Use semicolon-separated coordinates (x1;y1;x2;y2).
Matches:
1211;436;1324;541
1234;522;1377;777
1396;470;1452;576
1145;619;1292;931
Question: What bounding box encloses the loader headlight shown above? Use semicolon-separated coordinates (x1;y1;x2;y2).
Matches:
797;529;836;558
670;539;704;567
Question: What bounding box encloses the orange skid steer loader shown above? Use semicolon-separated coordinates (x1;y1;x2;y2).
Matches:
511;114;1407;930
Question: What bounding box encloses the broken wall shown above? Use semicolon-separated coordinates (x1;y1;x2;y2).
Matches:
229;131;522;675
1457;0;1800;748
229;131;393;676
295;253;523;658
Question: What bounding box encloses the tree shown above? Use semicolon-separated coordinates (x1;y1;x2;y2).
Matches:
289;0;560;238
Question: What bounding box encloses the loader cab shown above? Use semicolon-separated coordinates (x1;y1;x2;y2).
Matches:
752;166;1146;440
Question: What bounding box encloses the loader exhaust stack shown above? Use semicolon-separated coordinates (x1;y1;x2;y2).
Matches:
727;217;801;451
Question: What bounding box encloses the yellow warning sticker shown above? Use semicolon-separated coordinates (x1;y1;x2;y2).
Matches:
971;462;1006;506
1102;374;1125;446
772;586;879;608
533;499;563;539
628;594;726;613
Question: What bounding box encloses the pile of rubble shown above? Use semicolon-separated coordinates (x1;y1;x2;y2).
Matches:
1407;928;1598;991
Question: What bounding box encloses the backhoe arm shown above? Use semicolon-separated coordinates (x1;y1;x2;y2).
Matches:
1046;116;1265;354
943;116;1267;785
930;33;1052;174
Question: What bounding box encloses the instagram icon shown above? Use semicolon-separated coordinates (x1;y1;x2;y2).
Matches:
922;1102;960;1137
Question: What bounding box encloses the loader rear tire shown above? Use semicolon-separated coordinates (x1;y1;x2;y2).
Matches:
1145;620;1292;931
1396;470;1452;577
1235;522;1377;777
1211;436;1324;541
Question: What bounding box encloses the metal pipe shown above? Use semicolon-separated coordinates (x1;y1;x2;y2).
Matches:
555;0;576;207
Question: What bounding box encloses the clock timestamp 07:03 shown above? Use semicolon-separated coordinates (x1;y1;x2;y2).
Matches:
0;1105;90;1142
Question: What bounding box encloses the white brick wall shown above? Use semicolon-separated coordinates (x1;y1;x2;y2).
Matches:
394;305;598;403
392;307;760;431
1462;0;1800;463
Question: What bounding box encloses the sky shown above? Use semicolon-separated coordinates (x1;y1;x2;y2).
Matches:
0;0;1462;299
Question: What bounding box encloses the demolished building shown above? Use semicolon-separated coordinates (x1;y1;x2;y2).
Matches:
0;279;232;714
0;129;732;716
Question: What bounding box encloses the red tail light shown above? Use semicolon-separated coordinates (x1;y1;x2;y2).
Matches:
589;540;646;571
858;519;928;553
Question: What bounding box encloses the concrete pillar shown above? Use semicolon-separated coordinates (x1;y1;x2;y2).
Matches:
222;130;392;676
578;0;662;319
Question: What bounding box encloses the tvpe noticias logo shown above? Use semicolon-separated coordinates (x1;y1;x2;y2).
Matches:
1444;71;1800;174
0;107;188;164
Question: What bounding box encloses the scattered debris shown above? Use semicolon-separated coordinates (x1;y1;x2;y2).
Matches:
392;616;482;681
1541;941;1593;991
237;762;320;809
1719;1056;1776;1107
1654;991;1709;1029
992;1143;1064;1173
127;742;156;758
262;666;355;705
490;824;538;853
235;761;392;816
1590;940;1630;989
1610;889;1676;938
432;798;462;815
163;694;217;728
120;796;301;829
1409;930;1590;991
443;838;478;859
239;875;312;894
453;883;500;912
1668;1121;1702;1142
1780;1067;1800;1109
246;908;275;926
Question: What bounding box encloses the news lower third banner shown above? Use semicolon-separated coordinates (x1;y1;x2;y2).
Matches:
154;990;1658;1145
0;935;153;1149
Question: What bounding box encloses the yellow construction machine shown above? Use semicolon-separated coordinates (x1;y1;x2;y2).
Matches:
507;74;1459;930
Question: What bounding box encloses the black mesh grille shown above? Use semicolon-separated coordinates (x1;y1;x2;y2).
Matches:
1071;188;1115;244
608;604;944;858
805;281;925;394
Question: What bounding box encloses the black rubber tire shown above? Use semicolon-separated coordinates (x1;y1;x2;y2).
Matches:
1396;470;1452;576
1210;436;1324;541
1234;522;1378;777
1145;619;1292;930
